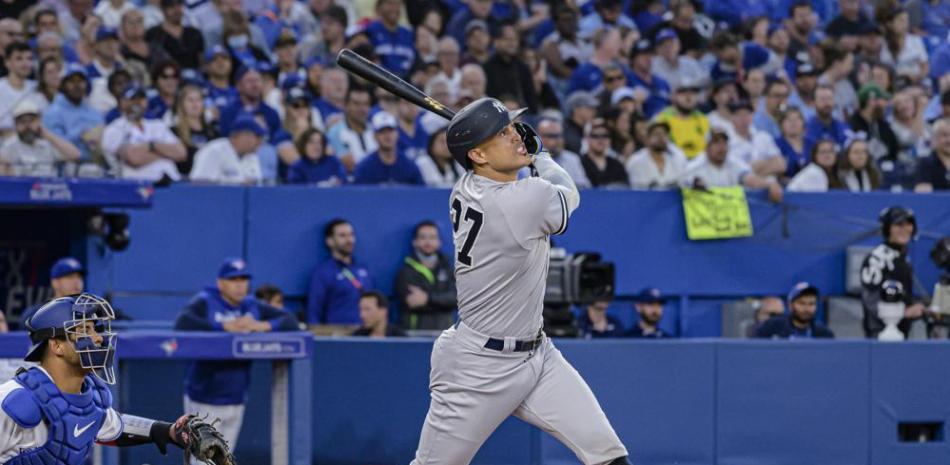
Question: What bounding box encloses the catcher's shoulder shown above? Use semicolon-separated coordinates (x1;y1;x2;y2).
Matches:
0;380;41;428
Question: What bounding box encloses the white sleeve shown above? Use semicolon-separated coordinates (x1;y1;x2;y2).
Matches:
189;145;215;181
100;122;124;158
152;122;179;145
96;408;123;441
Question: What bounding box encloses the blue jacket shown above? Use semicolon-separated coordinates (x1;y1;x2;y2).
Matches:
307;258;373;324
576;313;626;339
287;155;348;186
174;287;298;405
776;137;814;177
804;115;850;147
219;100;290;146
365;21;416;79
755;315;835;339
353;150;425;186
626;71;671;119
567;63;604;95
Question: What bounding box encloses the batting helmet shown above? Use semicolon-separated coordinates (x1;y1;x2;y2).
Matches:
446;97;527;169
25;293;118;384
879;280;905;303
879;206;917;240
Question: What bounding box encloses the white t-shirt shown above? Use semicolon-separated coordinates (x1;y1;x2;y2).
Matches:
415;155;461;188
190;137;262;185
787;163;830;192
101;116;183;181
880;34;928;78
0;79;40;132
626;148;688;190
0;368;123;463
681;153;751;187
93;0;137;28
0;137;68;177
728;127;780;166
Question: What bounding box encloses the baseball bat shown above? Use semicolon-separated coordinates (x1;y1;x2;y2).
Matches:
335;48;456;121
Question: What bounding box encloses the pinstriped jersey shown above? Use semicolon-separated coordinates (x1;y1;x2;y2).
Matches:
450;171;568;338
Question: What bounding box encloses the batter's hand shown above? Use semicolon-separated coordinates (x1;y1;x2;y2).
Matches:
513;122;542;156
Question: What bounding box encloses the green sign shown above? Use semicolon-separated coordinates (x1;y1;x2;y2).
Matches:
681;187;753;240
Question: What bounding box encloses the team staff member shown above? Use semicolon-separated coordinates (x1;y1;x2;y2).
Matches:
307;219;374;324
352;290;407;337
173;258;298;451
18;257;86;330
576;297;625;338
756;282;835;339
628;288;674;338
395;221;457;330
859;207;925;338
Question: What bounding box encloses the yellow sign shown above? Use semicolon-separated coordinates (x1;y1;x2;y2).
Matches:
681;187;753;240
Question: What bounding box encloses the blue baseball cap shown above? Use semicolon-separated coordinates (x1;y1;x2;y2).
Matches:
63;62;89;81
218;257;252;279
234;65;257;83
228;116;267;137
205;45;230;62
95;27;118;41
787;282;819;303
635;287;665;303
655;28;677;44
304;56;326;69
280;73;304;91
121;84;147;100
51;257;84;279
285;87;309;104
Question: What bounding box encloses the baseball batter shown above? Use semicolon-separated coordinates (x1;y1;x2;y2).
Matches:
0;293;234;465
410;98;630;465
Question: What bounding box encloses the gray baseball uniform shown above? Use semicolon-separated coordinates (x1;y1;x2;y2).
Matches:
410;155;628;465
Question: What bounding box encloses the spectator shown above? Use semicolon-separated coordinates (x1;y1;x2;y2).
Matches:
101;85;186;181
42;64;104;167
767;25;795;81
459;64;487;103
483;23;538;113
741;69;768;111
145;0;205;69
73;15;100;66
0;42;40;136
651;28;709;96
818;45;858;116
327;86;376;173
204;46;238;113
805;84;851;146
0;100;81;176
709;31;742;83
576;297;625;339
61;0;94;44
446;0;505;50
626;121;687;189
283;87;318;142
354;111;424;185
120;10;168;80
876;4;928;84
628;288;673;338
907;0;950;38
461;20;491;65
146;60;180;122
308;4;347;64
835;137;881;191
522;48;561;111
604;106;638;161
626;38;671;119
849;83;899;163
563;91;598;155
748;295;786;337
434;37;461;96
287;128;346;186
681;128;784;202
172;84;218;176
889;88;931;160
859;206;924;338
94;0;135;29
785;1;821;58
221;11;269;71
314;67;348;126
35;58;62;107
395;221;457;330
776;107;811;178
174;257;298;452
396;98;428;161
707;79;739;134
254;284;284;309
417;127;462;187
273;33;301;85
0;19;24;76
595;63;628;115
728;99;786;178
581;118;629;188
754;78;791;139
787;62;820;120
190;116;264;184
826;0;874;52
365;0;415;79
655;75;709;159
220;66;299;168
101;70;133;125
756;282;835;338
538;117;591;188
660;0;706;58
35;32;69;65
788;138;839;191
352;290;407;337
579;0;638;37
86;27;122;82
540;4;592;81
307;219;374;325
914;118;950;191
567;27;623;95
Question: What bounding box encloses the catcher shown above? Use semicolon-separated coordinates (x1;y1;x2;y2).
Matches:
0;293;234;465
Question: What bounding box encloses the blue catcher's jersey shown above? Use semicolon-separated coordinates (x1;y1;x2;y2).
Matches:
0;367;123;465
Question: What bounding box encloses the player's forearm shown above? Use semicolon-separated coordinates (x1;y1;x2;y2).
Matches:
102;414;179;452
533;152;580;214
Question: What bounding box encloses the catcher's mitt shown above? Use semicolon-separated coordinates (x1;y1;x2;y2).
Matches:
174;414;237;465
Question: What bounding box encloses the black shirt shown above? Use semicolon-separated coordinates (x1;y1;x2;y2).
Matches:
352;326;408;337
914;155;950;190
755;315;835;339
582;154;630;188
825;15;873;38
859;242;916;337
145;25;205;69
482;54;539;114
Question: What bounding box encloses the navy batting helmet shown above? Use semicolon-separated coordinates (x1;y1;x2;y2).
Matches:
879;280;905;303
446;97;527;169
25;293;118;384
879;206;917;240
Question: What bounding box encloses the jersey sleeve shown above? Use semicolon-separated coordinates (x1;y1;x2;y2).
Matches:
500;177;568;245
96;408;123;441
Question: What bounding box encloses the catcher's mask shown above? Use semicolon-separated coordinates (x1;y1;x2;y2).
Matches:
25;293;118;384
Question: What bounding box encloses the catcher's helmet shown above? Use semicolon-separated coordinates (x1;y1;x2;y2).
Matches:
879;280;905;303
879;206;917;240
446;97;527;169
25;293;118;384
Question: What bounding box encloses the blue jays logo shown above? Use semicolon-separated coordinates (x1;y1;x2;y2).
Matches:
160;338;178;356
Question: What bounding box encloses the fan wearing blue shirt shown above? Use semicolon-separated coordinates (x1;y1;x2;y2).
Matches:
219;66;299;167
366;0;416;79
204;46;238;111
287;128;347;186
628;288;674;338
756;282;835;339
354;111;425;185
804;84;850;146
625;38;670;118
307;219;375;324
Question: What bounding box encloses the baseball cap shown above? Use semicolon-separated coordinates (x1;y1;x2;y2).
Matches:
51;257;84;279
281;73;304;91
795;62;819;77
285;87;309;105
121;84;147;100
63;62;89;81
13;100;41;119
465;19;489;37
610;87;636;105
566;91;598;111
708;126;730;142
229;116;267;137
858;83;891;106
304;55;326;69
180;68;206;87
646;120;671;134
655;28;677;44
787;281;819;303
95;27;118;41
672;74;702;92
205;45;230;62
371;111;398;131
274;31;298;48
160;0;183;7
218;257;252;279
728;98;755;113
234;65;257;83
630;39;654;56
635;287;666;303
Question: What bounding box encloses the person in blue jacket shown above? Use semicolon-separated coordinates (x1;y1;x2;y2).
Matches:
756;282;835;339
173;257;298;451
286;128;347;186
627;287;674;338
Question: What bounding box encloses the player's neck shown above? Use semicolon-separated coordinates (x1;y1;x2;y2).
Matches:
473;166;518;183
42;360;86;394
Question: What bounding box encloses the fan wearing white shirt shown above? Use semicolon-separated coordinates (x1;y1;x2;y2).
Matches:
0;42;41;137
101;85;186;181
682;127;784;202
190;116;265;185
537;117;591;188
626;121;687;190
787;138;838;192
727;99;787;179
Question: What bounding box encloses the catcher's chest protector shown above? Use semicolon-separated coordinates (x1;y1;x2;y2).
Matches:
4;368;110;465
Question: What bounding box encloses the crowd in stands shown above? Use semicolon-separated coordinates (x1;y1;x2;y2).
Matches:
0;0;947;191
